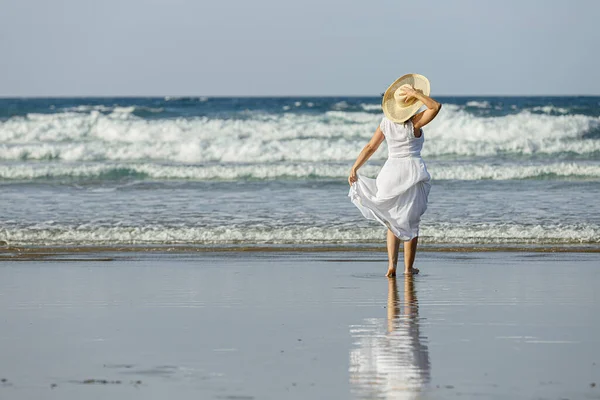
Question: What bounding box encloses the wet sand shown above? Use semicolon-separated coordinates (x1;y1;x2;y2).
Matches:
2;244;600;262
1;251;599;399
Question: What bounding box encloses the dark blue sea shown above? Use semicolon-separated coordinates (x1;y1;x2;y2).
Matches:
1;96;599;249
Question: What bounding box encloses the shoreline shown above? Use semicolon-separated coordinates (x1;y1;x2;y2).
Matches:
2;243;600;261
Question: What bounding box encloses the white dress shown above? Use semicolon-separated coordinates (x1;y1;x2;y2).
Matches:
348;116;431;240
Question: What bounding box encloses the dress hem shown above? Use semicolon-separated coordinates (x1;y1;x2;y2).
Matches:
348;181;418;242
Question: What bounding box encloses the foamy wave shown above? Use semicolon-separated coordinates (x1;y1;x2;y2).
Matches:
2;222;598;246
423;223;600;245
466;101;491;109
429;162;600;180
425;108;600;157
360;103;382;111
332;101;349;110
63;105;160;114
0;162;380;181
531;105;570;114
0;108;599;163
1;161;599;181
63;105;115;113
0;225;385;246
0;111;384;163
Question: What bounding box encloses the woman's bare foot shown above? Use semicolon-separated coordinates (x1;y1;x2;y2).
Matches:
386;267;397;277
404;267;420;275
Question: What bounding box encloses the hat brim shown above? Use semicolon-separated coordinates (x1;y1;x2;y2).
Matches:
382;74;431;123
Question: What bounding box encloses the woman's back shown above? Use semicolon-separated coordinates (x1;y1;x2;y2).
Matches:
379;117;424;159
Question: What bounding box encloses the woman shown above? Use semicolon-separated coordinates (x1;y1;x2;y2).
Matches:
348;74;441;277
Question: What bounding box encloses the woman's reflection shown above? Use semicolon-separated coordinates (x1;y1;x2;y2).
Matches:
349;276;430;399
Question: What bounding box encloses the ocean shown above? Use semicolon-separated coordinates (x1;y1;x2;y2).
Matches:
1;96;599;250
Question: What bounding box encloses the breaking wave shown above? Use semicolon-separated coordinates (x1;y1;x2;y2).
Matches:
2;222;598;247
1;161;600;181
1;107;599;164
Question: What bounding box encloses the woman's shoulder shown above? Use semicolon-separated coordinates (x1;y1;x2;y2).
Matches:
379;115;389;128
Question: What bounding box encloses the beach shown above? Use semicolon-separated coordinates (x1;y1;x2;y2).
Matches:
2;0;599;397
1;250;599;399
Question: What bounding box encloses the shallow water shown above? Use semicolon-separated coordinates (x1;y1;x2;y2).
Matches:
2;179;600;248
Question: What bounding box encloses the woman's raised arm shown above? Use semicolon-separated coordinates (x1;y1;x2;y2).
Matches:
401;87;442;133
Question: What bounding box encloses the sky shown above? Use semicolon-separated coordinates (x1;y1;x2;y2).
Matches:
1;0;599;96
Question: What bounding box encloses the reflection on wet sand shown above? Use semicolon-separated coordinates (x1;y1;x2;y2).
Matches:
350;276;430;399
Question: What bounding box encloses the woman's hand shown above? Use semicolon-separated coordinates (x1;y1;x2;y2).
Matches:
400;85;419;101
348;169;358;186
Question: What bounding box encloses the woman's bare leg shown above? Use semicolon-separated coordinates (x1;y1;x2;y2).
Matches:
386;229;400;277
404;236;419;274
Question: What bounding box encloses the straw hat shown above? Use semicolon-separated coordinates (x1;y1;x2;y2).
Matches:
382;73;430;123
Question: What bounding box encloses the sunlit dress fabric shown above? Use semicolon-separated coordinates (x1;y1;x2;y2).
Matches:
349;116;431;240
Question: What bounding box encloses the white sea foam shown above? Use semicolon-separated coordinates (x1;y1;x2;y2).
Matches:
332;101;349;110
360;103;382;111
64;105;115;113
422;223;600;245
1;161;599;181
0;108;599;164
428;162;600;180
2;222;598;246
466;101;491;109
531;105;569;114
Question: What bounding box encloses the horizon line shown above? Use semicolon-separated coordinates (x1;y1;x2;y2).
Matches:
1;94;599;99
